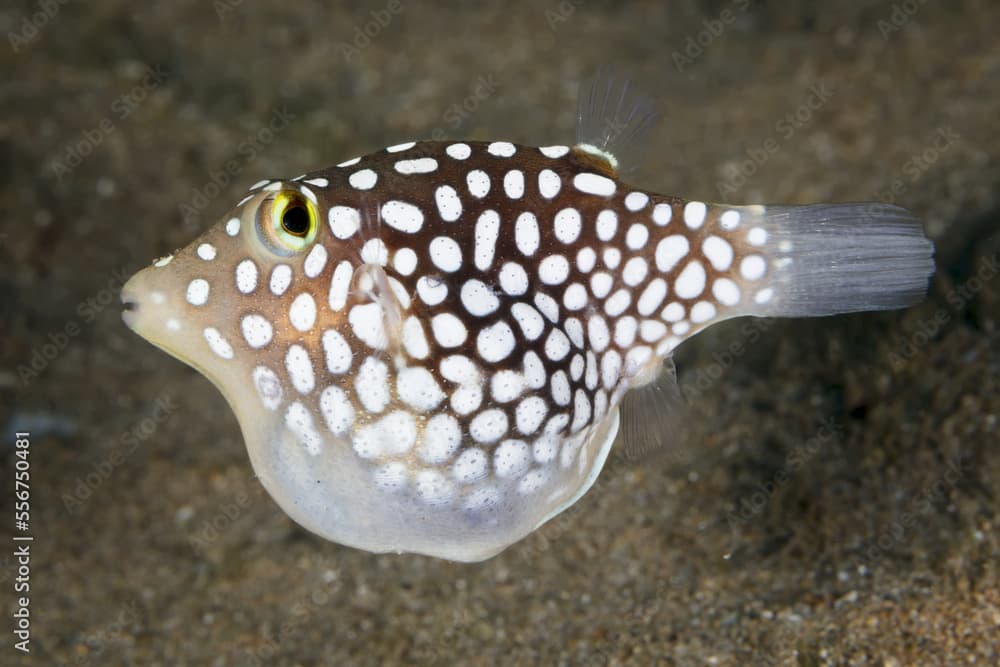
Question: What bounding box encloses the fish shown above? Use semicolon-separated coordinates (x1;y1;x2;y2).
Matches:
121;72;935;562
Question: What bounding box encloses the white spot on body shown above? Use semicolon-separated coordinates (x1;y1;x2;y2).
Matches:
562;283;588;311
431;313;468;348
397;367;445;411
652;203;673;226
393;248;417;276
285;344;315;394
453;448;489;483
252;366;283;410
614;316;638;347
337;156;360;167
622;256;648;286
487;141;517;157
321;329;352;373
720;209;741;230
539;255;570;285
349;303;387;349
755;287;775;304
466;169;491;198
197;243;216;261
587;314;611;352
511;302;545;340
225;218;240;236
285;402;323;455
690;301;717;324
203;327;233;359
741;255;767;280
386;141;417;153
477;321;517;362
470;408;508;443
503;170;525;199
534;292;559;323
515;396;548;435
289;293;317;332
429;236;463;272
304;177;329;188
499;262;529;296
554;208;582;244
604;289;631;317
446;143;471;160
712;278;741;306
494;440;531;479
329;260;352;310
419;414;461;464
491;370;525;403
186;279;209;306
401;316;430;359
434;185;462;222
270;264;292;296
348;169;377;190
355;356;390;413
703;236;734;271
461;279;500;316
474;210;500;270
674;261;706;299
544;328;571;362
539;145;569;158
573;172;616;197
515;212;540;256
381;200;424;233
638;278;668;316
655;235;689;272
625;224;649;250
241;314;273;348
394;158;438;174
576;247;596;273
304;244;328;277
661;302;685;322
538;169;561;199
417;276;448;306
328;206;361;239
748;227;768;246
590;272;613;298
603;247;621;269
625;192;649;211
550;371;572;406
684;201;708;229
319;386;354;436
596;210;617;241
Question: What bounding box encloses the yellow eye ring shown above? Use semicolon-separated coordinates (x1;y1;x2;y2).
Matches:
256;189;319;254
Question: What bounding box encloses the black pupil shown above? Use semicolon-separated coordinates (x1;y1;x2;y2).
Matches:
281;204;310;236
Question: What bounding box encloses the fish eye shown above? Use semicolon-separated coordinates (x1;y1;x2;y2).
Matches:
256;189;318;254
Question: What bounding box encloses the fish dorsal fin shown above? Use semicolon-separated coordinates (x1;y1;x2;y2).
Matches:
575;67;660;177
614;357;692;464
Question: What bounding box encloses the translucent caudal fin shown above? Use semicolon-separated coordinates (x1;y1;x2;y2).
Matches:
732;202;935;317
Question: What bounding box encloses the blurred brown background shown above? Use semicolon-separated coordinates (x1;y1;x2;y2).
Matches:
2;0;998;664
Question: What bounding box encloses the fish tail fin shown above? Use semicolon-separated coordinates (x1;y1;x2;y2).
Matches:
723;202;935;318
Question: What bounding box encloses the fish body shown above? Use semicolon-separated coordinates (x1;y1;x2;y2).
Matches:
122;81;934;561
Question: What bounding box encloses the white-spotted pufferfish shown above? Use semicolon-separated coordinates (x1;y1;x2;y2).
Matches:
121;75;934;561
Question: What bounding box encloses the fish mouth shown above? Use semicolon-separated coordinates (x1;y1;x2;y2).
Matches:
120;282;141;331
